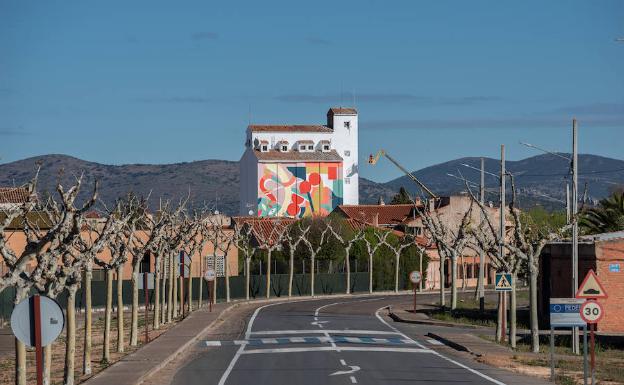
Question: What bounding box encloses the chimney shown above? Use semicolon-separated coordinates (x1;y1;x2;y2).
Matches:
372;212;379;227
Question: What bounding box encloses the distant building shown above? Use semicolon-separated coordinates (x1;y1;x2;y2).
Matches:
539;231;624;333
239;107;359;217
0;187;32;209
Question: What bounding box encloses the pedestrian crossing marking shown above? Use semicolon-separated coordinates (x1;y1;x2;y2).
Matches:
204;336;418;348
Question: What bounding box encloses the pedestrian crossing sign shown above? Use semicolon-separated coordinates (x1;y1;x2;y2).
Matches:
495;273;513;291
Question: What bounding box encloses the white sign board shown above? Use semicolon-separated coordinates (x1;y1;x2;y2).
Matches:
204;268;216;282
206;255;225;277
409;271;421;284
11;296;64;347
138;272;155;290
550;298;585;328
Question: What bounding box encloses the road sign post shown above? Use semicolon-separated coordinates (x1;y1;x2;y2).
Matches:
143;272;149;343
11;295;64;385
409;271;421;313
495;273;512;343
549;298;586;382
204;268;216;312
576;270;607;385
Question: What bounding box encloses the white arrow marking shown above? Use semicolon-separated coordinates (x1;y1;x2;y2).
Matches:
311;321;329;326
330;365;360;376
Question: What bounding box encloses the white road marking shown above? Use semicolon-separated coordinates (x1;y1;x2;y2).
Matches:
291;337;306;343
241;346;433;354
260;338;278;344
330;365;360;376
427;339;444;345
205;341;222;346
374;305;507;385
374;306;427;349
251;329;402;336
350;375;357;383
340;359;347;366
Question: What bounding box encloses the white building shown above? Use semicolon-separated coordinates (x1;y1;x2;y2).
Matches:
239;107;359;217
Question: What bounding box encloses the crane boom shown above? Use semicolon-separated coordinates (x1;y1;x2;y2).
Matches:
368;150;438;199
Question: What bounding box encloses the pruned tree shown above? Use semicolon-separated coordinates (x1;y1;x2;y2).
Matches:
416;199;475;310
210;215;235;302
361;227;390;294
381;233;415;293
326;219;364;294
300;218;330;296
283;221;310;297
232;220;255;300
254;219;290;298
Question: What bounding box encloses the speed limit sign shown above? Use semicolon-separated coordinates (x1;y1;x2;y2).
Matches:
580;300;604;324
409;271;421;284
204;268;216;282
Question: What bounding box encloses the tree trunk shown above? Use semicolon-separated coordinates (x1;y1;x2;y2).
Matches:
15;339;26;385
266;250;271;299
103;269;113;362
394;253;400;293
198;254;204;308
496;292;503;342
173;254;179;319
63;286;78;385
43;344;52;385
368;253;373;294
153;259;160;330
116;264;125;352
288;250;294;297
311;254;316;296
245;257;251;301
161;259;167;325
529;259;539;353
130;269;139;346
167;253;174;323
83;267;92;374
188;258;194;311
451;256;457;310
345;248;351;294
439;254;446;308
509;272;517;348
224;252;230;303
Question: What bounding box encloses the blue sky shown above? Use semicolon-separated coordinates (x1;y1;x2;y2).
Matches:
1;1;623;182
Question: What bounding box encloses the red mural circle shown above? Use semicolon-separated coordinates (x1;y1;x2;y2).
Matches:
299;181;311;194
308;173;321;186
287;203;299;216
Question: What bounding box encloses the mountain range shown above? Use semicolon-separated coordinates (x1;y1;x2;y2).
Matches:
1;154;623;214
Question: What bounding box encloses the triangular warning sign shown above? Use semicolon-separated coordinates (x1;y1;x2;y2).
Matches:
575;269;608;299
496;274;512;289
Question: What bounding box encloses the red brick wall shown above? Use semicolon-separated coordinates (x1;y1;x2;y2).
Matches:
594;238;624;333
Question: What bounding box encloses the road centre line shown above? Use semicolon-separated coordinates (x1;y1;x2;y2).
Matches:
350;375;357;383
374;305;507;385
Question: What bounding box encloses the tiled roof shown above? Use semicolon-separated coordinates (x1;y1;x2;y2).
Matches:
254;149;343;162
335;204;422;227
232;217;297;247
0;187;32;204
328;107;357;115
249;125;333;133
297;140;314;144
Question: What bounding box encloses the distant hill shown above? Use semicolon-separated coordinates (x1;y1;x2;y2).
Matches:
378;153;624;210
1;153;622;214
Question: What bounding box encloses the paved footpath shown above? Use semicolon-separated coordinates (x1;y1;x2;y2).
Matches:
83;302;235;385
169;295;553;385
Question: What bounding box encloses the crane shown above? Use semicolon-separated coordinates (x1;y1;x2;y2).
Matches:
368;150;438;199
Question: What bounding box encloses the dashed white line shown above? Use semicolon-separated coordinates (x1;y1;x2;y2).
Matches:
340;359;347;366
350;375;357;383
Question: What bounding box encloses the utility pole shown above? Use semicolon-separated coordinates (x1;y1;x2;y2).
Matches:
500;144;507;343
479;157;485;312
572;119;580;354
566;183;571;224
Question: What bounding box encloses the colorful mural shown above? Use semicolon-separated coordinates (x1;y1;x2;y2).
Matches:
257;162;343;218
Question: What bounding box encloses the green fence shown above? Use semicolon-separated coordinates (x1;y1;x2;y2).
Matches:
0;271;412;322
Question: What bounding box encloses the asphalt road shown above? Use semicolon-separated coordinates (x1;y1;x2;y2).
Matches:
170;295;552;385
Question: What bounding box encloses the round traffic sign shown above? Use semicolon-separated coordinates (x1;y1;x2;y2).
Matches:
204;268;216;282
409;271;422;284
10;295;64;347
580;300;604;324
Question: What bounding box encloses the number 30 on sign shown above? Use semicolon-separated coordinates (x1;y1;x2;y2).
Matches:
580;300;604;324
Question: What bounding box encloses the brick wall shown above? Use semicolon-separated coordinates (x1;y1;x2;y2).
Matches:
594;238;624;333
